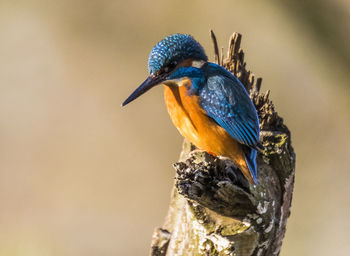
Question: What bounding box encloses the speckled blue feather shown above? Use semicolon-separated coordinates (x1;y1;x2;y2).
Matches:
148;34;208;75
199;63;260;147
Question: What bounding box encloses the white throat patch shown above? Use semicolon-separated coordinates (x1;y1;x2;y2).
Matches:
191;60;205;68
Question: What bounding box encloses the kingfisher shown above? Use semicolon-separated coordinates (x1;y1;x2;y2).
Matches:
122;34;261;184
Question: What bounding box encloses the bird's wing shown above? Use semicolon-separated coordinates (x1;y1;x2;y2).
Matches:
199;64;260;148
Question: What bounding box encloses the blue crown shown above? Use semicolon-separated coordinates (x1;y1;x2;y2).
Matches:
148;34;208;75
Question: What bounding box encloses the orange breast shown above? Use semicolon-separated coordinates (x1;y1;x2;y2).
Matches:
163;78;254;183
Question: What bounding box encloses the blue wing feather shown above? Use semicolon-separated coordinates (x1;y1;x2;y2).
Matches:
198;63;260;148
197;63;259;183
243;145;258;183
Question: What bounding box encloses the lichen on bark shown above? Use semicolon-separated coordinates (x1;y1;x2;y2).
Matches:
149;31;296;256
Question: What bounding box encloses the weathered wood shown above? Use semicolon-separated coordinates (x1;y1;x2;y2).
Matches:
150;32;295;256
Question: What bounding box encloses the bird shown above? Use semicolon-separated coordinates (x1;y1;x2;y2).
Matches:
122;34;261;184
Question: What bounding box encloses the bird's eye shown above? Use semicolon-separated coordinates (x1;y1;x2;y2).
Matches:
169;61;177;68
164;61;177;73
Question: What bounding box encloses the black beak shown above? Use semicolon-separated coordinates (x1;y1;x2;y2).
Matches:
122;74;167;106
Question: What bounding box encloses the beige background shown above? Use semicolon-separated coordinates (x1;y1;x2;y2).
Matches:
1;0;350;255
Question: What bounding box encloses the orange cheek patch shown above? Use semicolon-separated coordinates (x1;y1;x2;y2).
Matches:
178;59;194;67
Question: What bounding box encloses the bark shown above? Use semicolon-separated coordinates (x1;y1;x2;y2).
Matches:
149;31;296;256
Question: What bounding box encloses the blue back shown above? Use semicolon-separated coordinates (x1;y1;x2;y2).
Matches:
199;63;260;147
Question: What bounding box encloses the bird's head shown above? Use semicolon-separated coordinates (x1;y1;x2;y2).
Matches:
122;34;207;106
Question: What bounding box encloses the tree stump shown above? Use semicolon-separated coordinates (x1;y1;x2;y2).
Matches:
149;31;296;256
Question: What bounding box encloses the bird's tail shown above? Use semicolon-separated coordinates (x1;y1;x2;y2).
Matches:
228;145;257;185
242;145;258;184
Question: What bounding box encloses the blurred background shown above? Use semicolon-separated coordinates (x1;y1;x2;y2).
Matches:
0;0;349;255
